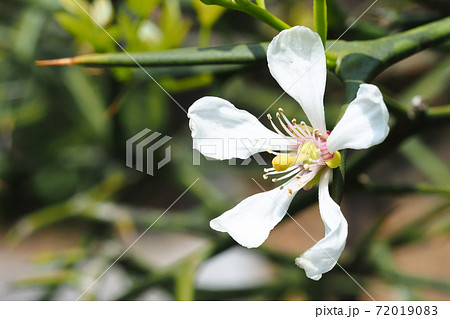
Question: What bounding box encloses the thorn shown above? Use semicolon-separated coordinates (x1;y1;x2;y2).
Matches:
35;57;75;66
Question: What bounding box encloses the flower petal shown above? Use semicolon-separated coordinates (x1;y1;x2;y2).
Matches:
188;96;296;160
295;169;348;280
211;174;315;248
326;84;389;153
267;26;327;133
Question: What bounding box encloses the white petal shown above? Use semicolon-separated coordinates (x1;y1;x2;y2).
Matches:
210;174;315;248
295;169;348;280
326;84;389;153
188;96;297;160
267;26;327;133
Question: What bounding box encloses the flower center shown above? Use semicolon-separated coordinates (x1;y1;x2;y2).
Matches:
263;108;341;192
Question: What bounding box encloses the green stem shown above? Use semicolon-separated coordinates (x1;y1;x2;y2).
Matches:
333;16;450;81
426;104;450;119
198;25;212;47
313;0;328;47
36;42;337;70
255;0;266;9
202;0;290;31
359;181;450;196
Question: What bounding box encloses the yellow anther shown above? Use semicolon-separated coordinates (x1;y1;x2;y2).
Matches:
271;154;293;172
325;151;342;169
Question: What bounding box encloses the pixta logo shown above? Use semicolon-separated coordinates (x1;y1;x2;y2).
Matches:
126;129;172;176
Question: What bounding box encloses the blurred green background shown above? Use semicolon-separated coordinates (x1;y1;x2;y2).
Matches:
0;0;449;300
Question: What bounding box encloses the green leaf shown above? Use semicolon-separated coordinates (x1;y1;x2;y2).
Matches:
62;67;111;141
400;137;450;186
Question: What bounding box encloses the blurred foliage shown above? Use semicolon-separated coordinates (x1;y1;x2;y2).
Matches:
0;0;449;301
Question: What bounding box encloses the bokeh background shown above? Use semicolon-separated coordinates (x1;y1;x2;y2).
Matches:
0;0;449;300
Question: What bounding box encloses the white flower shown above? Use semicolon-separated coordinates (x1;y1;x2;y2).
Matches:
187;26;389;280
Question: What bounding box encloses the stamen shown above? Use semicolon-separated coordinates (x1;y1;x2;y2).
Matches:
274;167;301;181
264;168;274;172
292;118;297;125
267;114;272;120
280;112;299;137
268;116;285;136
263;174;268;180
304;164;310;170
280;186;284;190
277;115;297;138
278;107;284;113
294;124;309;138
266;164;299;176
272;178;278;182
287;189;293;197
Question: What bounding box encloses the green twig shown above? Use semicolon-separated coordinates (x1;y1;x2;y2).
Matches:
314;0;328;47
202;0;290;31
358;181;450;196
